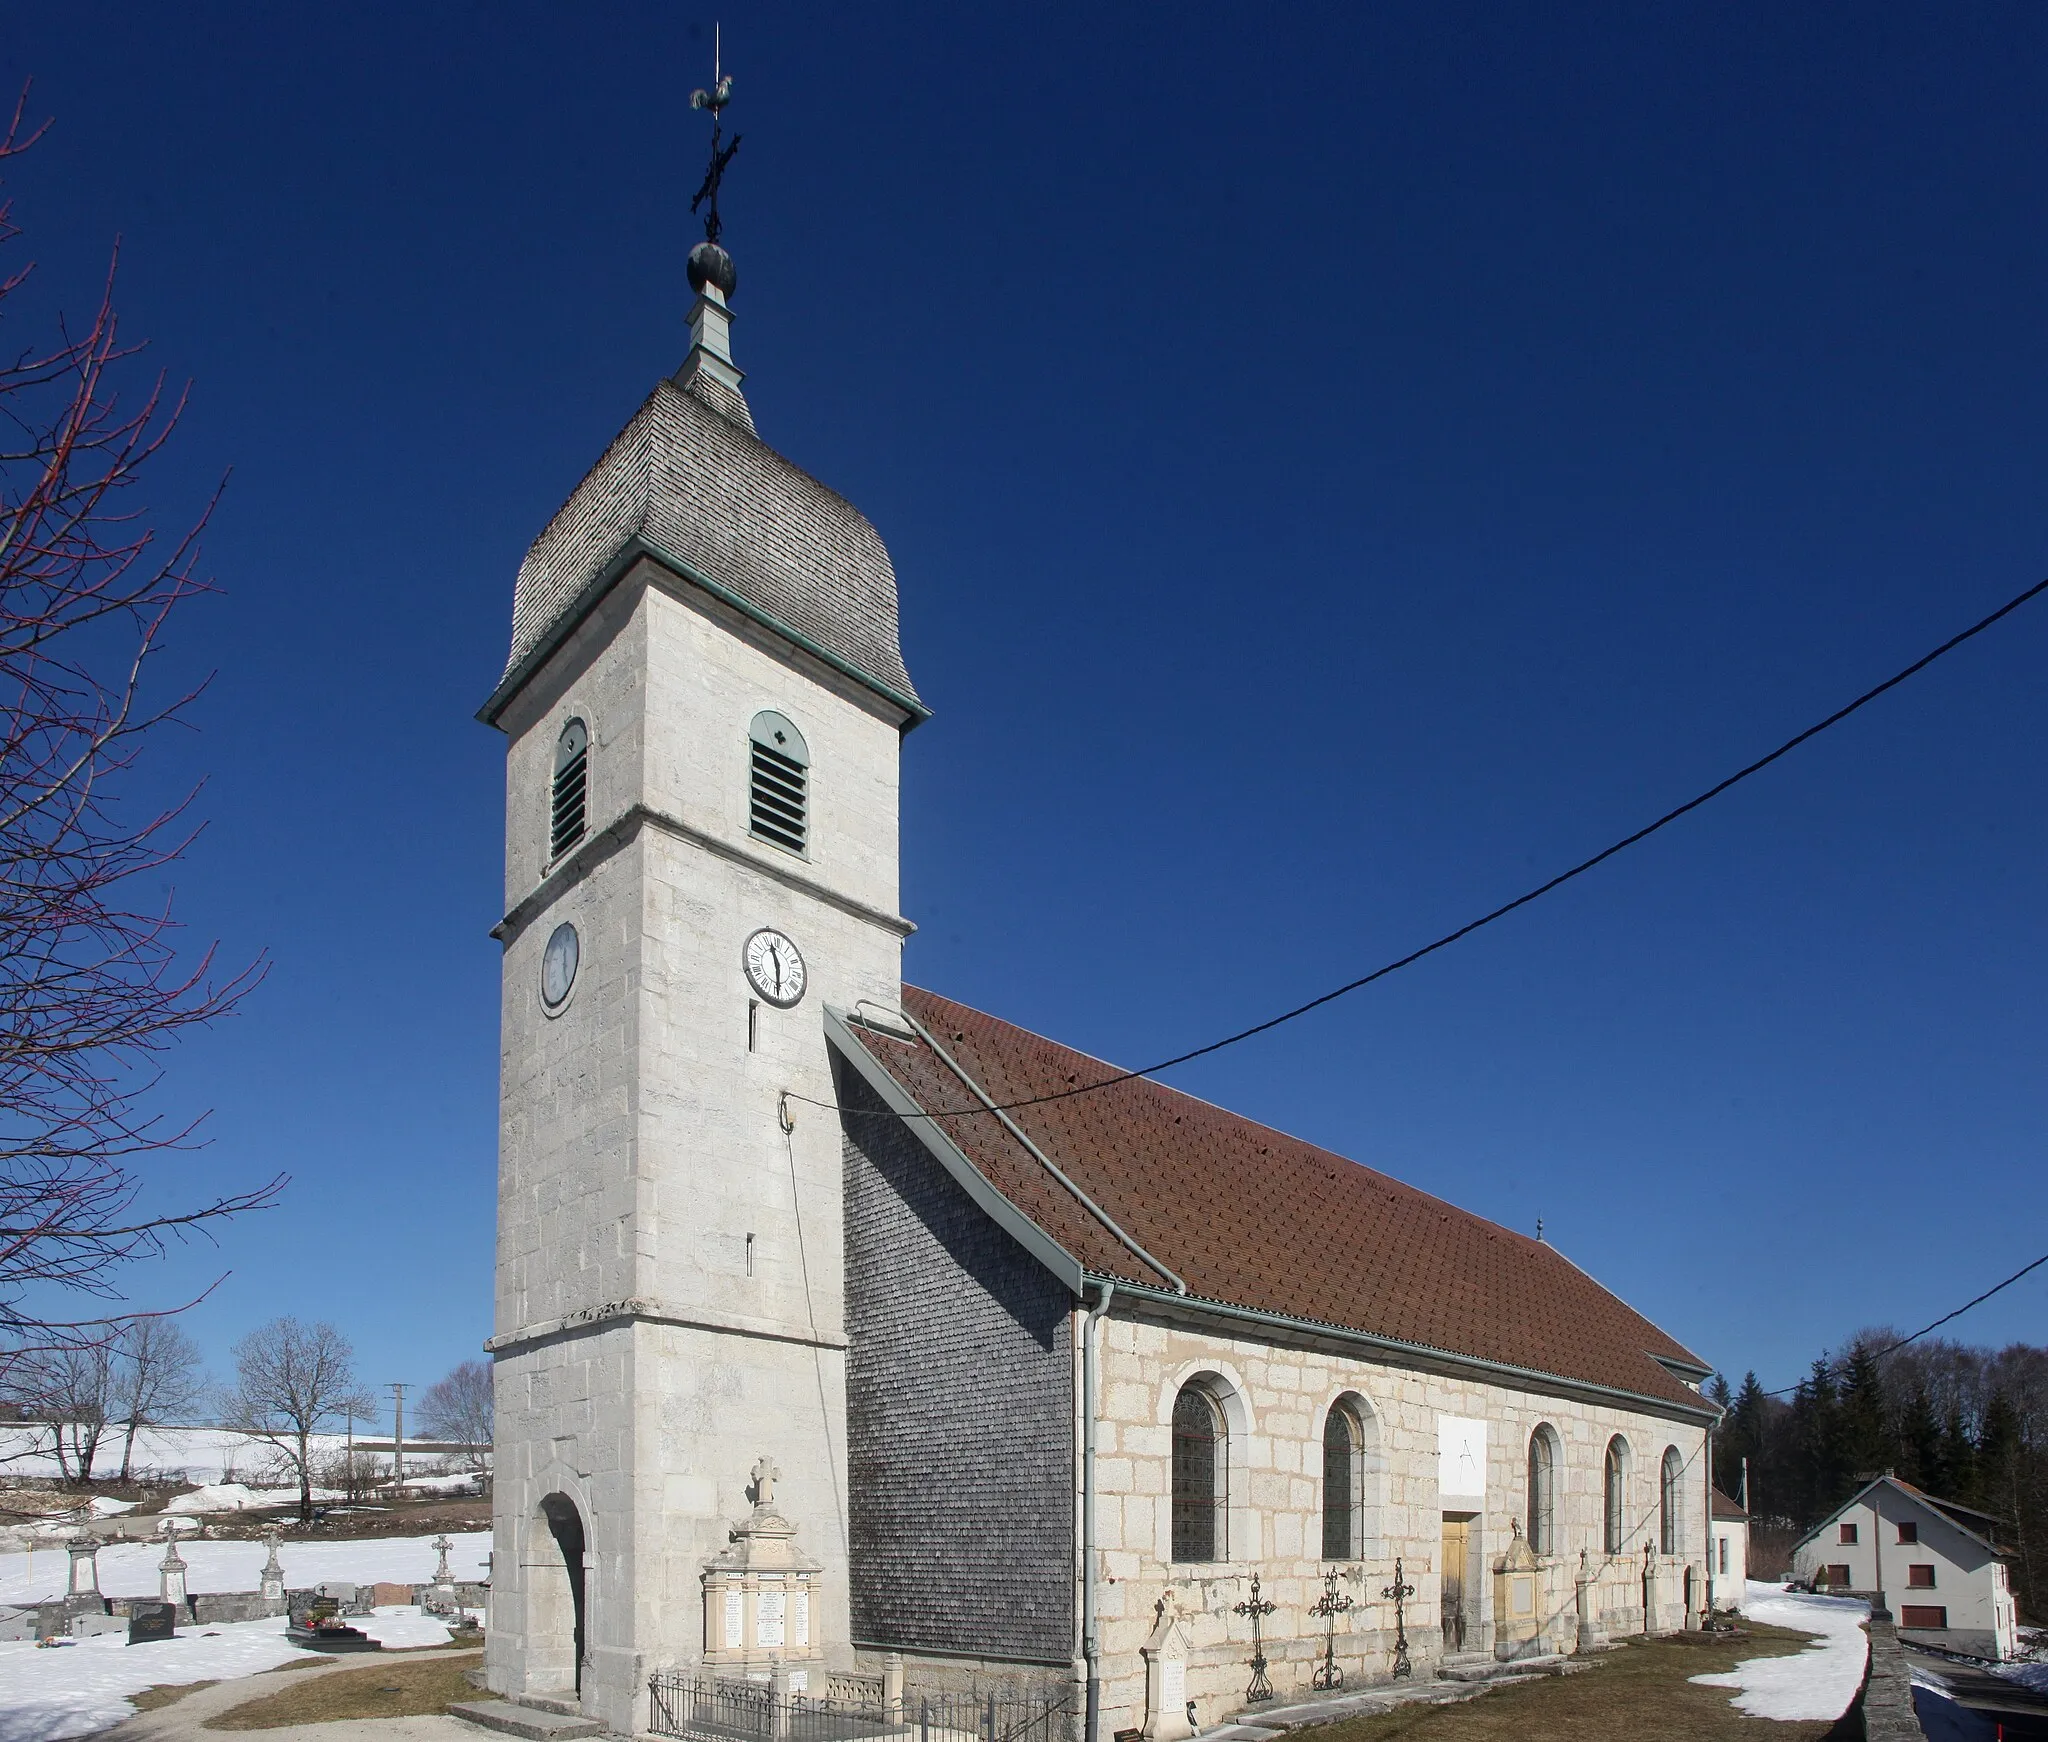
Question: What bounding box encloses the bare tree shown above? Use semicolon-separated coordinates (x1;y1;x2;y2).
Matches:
0;91;277;1384
221;1318;357;1523
110;1316;204;1479
417;1359;492;1484
22;1340;116;1479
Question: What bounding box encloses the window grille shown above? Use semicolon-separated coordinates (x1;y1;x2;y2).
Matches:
1322;1406;1357;1561
1171;1385;1225;1563
1604;1436;1629;1554
1527;1426;1558;1555
748;711;810;854
1660;1447;1684;1556
551;719;589;861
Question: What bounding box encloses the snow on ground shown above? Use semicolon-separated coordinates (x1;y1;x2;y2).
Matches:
1688;1581;1871;1722
0;1608;457;1742
1993;1658;2048;1693
83;1501;133;1519
162;1483;342;1515
0;1532;491;1606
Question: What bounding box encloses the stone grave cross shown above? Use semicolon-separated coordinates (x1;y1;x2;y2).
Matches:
751;1457;779;1507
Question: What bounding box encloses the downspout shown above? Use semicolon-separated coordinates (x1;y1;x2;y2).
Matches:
1083;1280;1116;1742
1704;1422;1715;1621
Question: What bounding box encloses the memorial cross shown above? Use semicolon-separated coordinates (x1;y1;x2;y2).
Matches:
751;1457;780;1507
1232;1573;1278;1704
1381;1557;1416;1680
1309;1570;1355;1691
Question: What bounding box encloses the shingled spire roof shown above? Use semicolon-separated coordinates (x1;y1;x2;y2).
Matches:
480;267;923;727
832;986;1715;1417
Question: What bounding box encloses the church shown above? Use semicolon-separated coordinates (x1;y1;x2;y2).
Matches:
475;203;1721;1740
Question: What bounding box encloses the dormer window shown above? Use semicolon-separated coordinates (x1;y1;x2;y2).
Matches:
748;711;809;854
551;719;588;861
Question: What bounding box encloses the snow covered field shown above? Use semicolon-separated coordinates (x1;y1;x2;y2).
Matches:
1689;1582;1871;1721
0;1608;458;1742
0;1531;491;1606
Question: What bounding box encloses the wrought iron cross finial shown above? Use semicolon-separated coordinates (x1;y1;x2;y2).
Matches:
1233;1573;1278;1704
689;23;742;246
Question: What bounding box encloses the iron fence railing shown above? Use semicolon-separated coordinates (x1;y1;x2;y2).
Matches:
648;1675;1067;1742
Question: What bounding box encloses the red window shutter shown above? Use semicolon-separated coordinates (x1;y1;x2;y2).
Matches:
1900;1605;1948;1630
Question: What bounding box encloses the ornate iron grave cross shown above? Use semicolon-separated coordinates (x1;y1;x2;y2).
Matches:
1309;1570;1355;1691
1233;1573;1278;1704
689;25;742;245
1381;1557;1417;1680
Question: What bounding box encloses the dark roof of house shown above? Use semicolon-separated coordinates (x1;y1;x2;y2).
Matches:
836;986;1712;1414
1713;1489;1749;1521
485;378;921;723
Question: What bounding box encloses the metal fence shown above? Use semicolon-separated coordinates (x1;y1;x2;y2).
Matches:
648;1675;1067;1742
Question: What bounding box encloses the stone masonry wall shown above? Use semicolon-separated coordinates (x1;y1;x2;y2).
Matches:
841;1057;1076;1666
1088;1305;1713;1733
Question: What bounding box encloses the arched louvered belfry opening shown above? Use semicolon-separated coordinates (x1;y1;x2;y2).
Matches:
748;711;810;854
1527;1423;1561;1555
550;719;588;861
1604;1435;1631;1554
1171;1382;1227;1563
1661;1446;1684;1556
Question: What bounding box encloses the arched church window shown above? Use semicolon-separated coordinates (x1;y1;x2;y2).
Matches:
1527;1424;1560;1555
550;719;589;861
749;711;810;855
1171;1384;1226;1563
1604;1436;1630;1554
1322;1400;1367;1560
1660;1447;1683;1556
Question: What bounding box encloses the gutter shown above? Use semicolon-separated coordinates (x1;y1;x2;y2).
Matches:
477;535;932;731
1101;1278;1721;1425
1081;1281;1114;1742
898;1007;1186;1297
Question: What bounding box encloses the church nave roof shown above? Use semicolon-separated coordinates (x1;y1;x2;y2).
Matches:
838;985;1713;1416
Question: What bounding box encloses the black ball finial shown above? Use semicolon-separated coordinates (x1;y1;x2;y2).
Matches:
688;241;738;298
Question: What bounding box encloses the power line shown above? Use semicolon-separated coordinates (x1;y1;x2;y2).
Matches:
1763;1247;2048;1397
795;571;2048;1126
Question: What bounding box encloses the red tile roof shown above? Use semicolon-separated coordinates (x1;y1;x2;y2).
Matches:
1713;1489;1749;1520
840;986;1711;1415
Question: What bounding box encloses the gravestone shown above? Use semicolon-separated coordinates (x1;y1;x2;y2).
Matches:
1492;1521;1543;1660
1141;1588;1194;1742
69;1612;123;1638
67;1539;101;1599
260;1534;286;1602
159;1538;188;1606
128;1602;177;1645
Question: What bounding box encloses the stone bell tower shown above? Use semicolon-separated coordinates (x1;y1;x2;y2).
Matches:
476;168;926;1729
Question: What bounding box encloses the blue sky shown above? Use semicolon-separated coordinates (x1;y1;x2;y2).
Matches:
8;2;2046;1409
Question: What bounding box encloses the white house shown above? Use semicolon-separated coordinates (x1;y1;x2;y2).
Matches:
1789;1476;2017;1660
1709;1490;1748;1613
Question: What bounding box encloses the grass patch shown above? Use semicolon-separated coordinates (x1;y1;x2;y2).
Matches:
1296;1624;1848;1742
129;1681;217;1712
202;1650;484;1730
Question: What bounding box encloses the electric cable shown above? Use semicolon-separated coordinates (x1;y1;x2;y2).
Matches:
791;571;2048;1127
1762;1246;2048;1397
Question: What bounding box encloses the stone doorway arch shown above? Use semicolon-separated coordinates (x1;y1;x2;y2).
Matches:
534;1492;589;1696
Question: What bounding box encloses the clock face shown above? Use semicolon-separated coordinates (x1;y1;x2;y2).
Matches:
541;921;579;1009
743;928;807;1008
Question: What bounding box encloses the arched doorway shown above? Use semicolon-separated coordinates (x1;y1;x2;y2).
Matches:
537;1493;588;1696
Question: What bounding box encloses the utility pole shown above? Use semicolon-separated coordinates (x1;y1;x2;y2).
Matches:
389;1383;408;1488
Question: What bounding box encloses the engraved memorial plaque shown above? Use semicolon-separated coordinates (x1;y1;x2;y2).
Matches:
724;1588;744;1649
757;1588;786;1648
793;1588;810;1647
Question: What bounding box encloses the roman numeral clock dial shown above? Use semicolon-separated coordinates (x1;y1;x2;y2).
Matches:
743;927;807;1008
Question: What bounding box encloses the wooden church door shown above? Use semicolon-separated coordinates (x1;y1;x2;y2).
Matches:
1440;1516;1469;1651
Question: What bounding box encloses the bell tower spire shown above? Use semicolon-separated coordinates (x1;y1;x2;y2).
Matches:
676;29;753;432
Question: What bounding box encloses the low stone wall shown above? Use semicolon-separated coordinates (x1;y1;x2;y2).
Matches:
1859;1614;1928;1742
